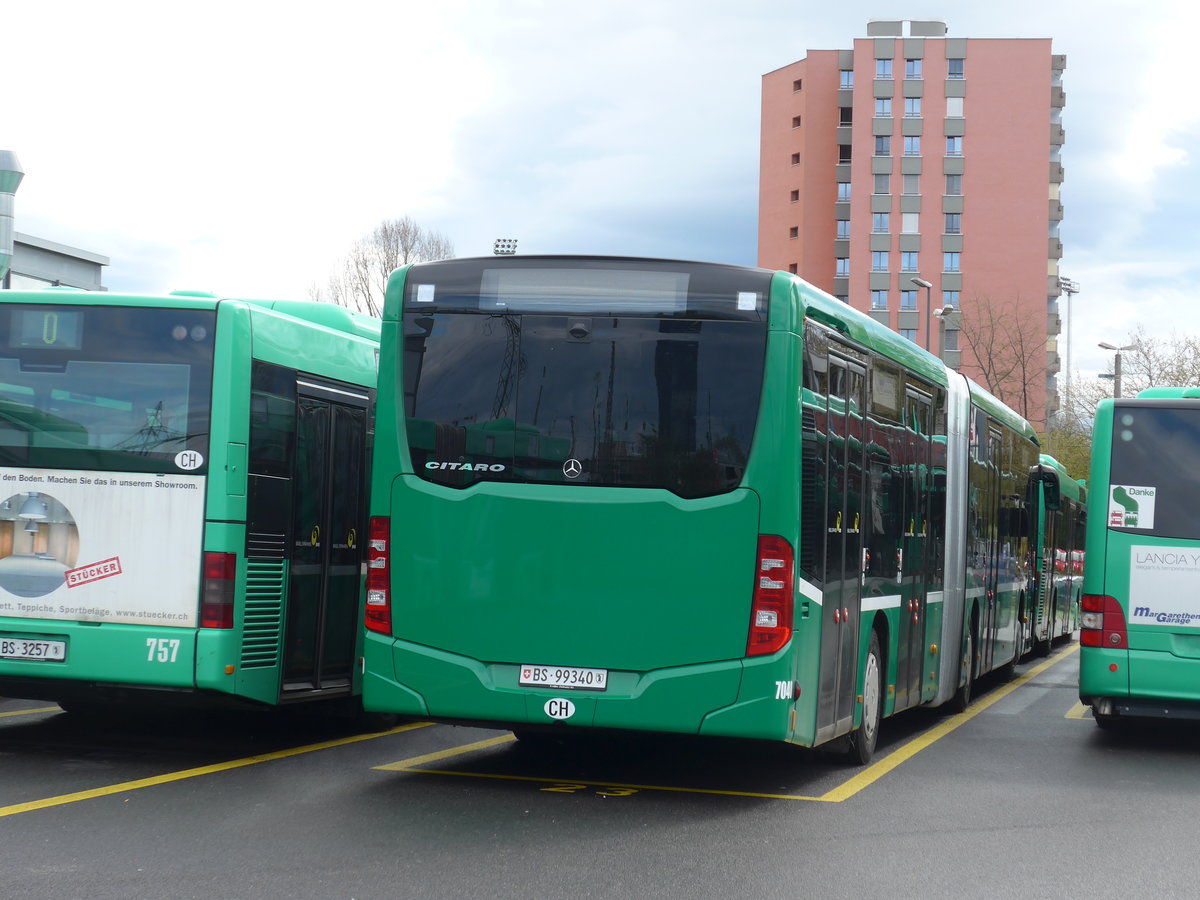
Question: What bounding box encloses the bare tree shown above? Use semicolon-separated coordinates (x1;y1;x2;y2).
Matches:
316;217;454;316
955;293;1046;424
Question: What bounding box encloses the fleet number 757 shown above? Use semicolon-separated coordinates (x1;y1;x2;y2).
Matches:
146;638;180;663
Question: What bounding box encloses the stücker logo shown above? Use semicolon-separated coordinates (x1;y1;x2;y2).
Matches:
563;458;582;479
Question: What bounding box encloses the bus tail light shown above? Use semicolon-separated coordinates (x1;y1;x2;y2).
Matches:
200;552;236;629
365;516;392;635
747;535;794;656
1081;594;1128;649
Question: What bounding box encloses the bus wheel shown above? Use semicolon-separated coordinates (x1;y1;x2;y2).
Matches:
950;627;975;713
850;631;882;765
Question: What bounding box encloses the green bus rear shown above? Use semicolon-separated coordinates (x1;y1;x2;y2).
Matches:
363;256;1046;760
1027;454;1086;655
1080;387;1200;725
0;291;379;711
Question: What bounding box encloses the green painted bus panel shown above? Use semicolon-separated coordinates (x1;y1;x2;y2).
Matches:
194;628;240;693
362;631;430;714
372;633;752;735
388;475;761;672
246;303;380;388
1079;646;1129;697
697;653;794;742
0;621;197;686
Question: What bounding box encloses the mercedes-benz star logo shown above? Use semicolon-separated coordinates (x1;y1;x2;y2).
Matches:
563;458;583;479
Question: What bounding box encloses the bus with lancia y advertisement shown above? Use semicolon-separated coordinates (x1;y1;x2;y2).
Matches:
1080;387;1200;727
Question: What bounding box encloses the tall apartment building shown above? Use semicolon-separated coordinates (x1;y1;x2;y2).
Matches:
759;19;1065;429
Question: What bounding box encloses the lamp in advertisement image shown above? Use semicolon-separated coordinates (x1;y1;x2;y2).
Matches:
18;491;48;520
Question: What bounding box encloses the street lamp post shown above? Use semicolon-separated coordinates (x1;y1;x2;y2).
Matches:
0;150;24;287
1099;341;1135;398
1058;277;1079;406
932;304;958;361
911;277;934;350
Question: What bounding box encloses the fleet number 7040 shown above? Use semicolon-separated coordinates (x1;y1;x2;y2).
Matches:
146;638;180;663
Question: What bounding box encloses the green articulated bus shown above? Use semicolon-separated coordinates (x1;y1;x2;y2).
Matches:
0;290;380;712
1080;387;1200;727
1027;454;1086;656
363;256;1048;761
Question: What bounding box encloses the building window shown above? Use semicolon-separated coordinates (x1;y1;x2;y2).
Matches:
793;79;803;92
837;182;852;201
789;227;799;239
792;115;803;128
944;252;961;272
876;58;893;78
905;58;923;79
788;263;799;274
839;144;853;163
875;98;892;117
840;69;854;88
945;213;961;234
903;173;920;194
904;135;921;156
946;136;963;156
900;328;917;343
872;251;889;272
905;97;922;117
948;58;965;79
945;174;963;195
944;329;959;351
791;152;801;165
840;106;854;125
900;289;917;309
790;189;800;202
946;96;964;117
837;219;850;239
871;290;889;309
872;212;890;233
836;258;850;277
943;290;959;307
836;295;850;304
874;173;890;194
901;251;919;272
902;212;919;233
874;135;891;156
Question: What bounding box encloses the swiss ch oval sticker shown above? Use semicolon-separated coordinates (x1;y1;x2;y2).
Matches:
544;698;576;719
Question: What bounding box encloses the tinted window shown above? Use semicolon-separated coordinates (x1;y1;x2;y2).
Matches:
0;305;215;473
1109;404;1200;539
400;259;771;498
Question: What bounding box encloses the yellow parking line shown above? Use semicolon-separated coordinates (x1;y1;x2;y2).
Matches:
0;706;60;719
381;644;1081;803
0;720;433;819
1066;701;1090;719
824;643;1079;802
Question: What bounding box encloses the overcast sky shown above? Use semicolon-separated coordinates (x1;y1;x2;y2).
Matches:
7;0;1200;378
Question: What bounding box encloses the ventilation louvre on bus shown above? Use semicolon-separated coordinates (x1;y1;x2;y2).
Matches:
1080;594;1128;649
365;517;392;635
747;535;794;656
200;552;236;629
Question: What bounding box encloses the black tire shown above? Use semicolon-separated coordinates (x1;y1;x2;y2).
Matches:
849;631;883;765
949;626;975;713
1001;603;1024;680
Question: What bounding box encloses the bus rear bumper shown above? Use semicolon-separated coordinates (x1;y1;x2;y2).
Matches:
362;633;792;739
1081;646;1200;721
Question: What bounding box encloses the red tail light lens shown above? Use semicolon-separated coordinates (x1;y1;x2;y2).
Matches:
1080;594;1128;649
747;535;794;657
365;516;392;635
200;551;236;629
